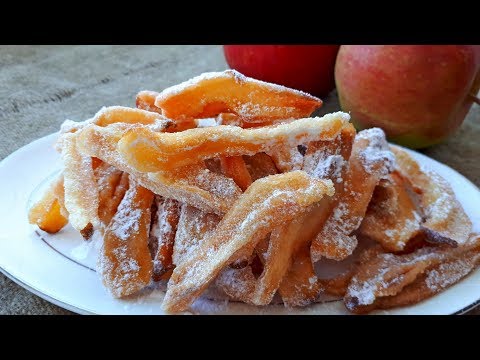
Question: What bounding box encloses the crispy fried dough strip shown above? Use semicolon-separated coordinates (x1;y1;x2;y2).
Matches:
94;163;127;228
162;171;334;312
98;180;154;298
278;245;323;307
359;171;422;252
61;133;99;238
117;112;350;172
311;128;395;262
392;146;472;246
155;70;322;122
76;124;241;215
344;234;480;314
28;173;68;233
150;197;180;281
173;204;221;267
219;156;252;191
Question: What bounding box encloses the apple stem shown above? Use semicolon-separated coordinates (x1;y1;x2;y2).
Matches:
470;93;480;106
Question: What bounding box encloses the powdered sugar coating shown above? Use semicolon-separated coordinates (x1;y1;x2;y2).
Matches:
425;258;474;292
356;128;396;176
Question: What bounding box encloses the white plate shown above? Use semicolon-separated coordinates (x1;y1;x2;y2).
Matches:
1;133;479;315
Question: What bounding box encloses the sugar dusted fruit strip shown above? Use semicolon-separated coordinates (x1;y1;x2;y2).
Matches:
373;235;480;311
136;90;162;113
94;163;128;228
58;106;172;142
118;112;350;172
162;171;334;313
221;125;355;306
99;179;154;298
219;156;252;191
172;204;221;267
154;70;322;122
150;197;181;281
391;145;472;246
76;124;242;215
358;171;422;252
61;133;99;238
135;91;198;132
278;245;322;307
28;173;68;233
310;128;395;262
344;234;480;314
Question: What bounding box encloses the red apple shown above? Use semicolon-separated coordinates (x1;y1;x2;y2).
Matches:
335;45;480;148
223;45;340;98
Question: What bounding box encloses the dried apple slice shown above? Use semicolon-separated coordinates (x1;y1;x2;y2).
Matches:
155;70;322;122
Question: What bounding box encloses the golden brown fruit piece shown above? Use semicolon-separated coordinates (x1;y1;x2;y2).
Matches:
98;180;155;298
136;90;162;113
94;163;128;228
162;171;334;313
58;106;171;141
76;124;242;215
310;128;395;261
117;112;350;172
278;245;323;307
344;234;480;314
172;204;221;267
358;171;422;252
150;197;180;281
28;174;68;233
219;156;253;191
136;91;198;132
154;70;322;123
60;133;99;238
392;145;472;246
243;152;279;181
219;126;353;304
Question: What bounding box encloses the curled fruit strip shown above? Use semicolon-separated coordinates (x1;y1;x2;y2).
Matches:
99;178;154;298
172;204;221;267
344;234;480;314
118;112;350;172
358;171;422;252
59;106;171;136
28;173;68;233
94;163;129;229
61;133;99;238
162;171;335;313
150;197;181;281
392;146;472;246
154;70;322;123
136;90;162;113
76;124;242;215
136;91;197;132
310;128;395;262
218;124;355;306
219;156;252;192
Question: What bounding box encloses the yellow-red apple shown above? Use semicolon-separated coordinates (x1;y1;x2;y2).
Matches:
335;45;480;148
